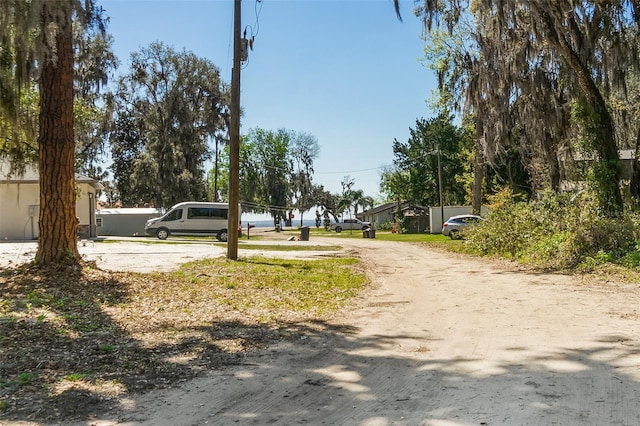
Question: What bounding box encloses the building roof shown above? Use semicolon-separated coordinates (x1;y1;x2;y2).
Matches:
400;204;429;216
0;161;103;189
361;202;430;216
361;202;398;216
97;208;163;215
573;148;635;161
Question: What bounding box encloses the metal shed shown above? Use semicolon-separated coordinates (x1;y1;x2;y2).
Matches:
96;208;163;237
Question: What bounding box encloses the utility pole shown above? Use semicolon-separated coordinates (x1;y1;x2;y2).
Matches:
227;0;241;260
437;145;444;230
429;146;445;230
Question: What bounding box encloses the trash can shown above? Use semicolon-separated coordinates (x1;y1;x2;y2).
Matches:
300;226;310;241
362;230;369;238
368;229;376;238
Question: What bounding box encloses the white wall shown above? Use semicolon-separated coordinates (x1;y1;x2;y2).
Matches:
0;181;97;240
0;182;40;240
429;206;490;234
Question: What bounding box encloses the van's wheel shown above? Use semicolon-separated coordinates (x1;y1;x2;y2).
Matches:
449;230;459;240
156;227;169;240
216;229;228;242
335;226;342;233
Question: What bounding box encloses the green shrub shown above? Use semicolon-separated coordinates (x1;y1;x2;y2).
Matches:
379;219;395;231
464;188;639;270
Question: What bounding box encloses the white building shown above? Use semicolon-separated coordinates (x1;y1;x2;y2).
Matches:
0;162;102;240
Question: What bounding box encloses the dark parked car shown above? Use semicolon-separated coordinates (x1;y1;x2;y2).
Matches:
441;214;484;239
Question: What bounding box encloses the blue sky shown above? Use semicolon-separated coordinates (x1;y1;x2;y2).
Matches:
99;0;436;201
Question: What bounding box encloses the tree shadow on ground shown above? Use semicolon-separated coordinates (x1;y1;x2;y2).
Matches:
0;265;358;423
3;263;640;425
77;324;640;426
150;328;640;425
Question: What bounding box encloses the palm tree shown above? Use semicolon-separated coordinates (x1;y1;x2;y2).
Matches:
336;188;375;222
350;189;374;217
336;195;353;220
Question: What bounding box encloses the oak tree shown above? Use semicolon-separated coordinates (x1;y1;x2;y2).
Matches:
401;0;640;213
110;42;229;207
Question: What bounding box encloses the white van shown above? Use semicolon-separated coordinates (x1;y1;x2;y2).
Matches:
144;202;241;242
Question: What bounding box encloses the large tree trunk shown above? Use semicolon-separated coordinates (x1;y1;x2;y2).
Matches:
543;131;561;192
35;3;79;266
534;4;623;212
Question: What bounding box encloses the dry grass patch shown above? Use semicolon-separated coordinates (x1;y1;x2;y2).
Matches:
0;256;366;423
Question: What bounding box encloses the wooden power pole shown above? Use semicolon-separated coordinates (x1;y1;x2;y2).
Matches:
227;0;241;260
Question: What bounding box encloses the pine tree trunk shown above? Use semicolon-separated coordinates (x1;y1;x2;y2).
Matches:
34;3;79;266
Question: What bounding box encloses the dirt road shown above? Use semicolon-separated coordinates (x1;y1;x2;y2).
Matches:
65;236;639;426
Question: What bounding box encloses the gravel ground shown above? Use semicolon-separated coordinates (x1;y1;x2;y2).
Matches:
0;229;339;272
0;238;226;272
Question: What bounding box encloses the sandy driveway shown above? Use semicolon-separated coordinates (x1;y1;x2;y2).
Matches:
0;231;338;272
4;235;640;425
49;236;637;426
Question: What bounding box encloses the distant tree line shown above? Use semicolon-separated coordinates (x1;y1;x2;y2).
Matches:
6;0;640;267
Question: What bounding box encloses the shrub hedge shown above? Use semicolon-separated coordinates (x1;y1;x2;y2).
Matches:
463;188;640;270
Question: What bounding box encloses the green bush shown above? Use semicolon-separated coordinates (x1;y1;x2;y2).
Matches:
464;188;640;270
379;219;395;231
379;217;405;233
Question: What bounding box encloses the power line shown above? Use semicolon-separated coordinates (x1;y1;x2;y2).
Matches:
315;166;383;175
313;150;447;175
244;151;441;176
241;200;292;211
